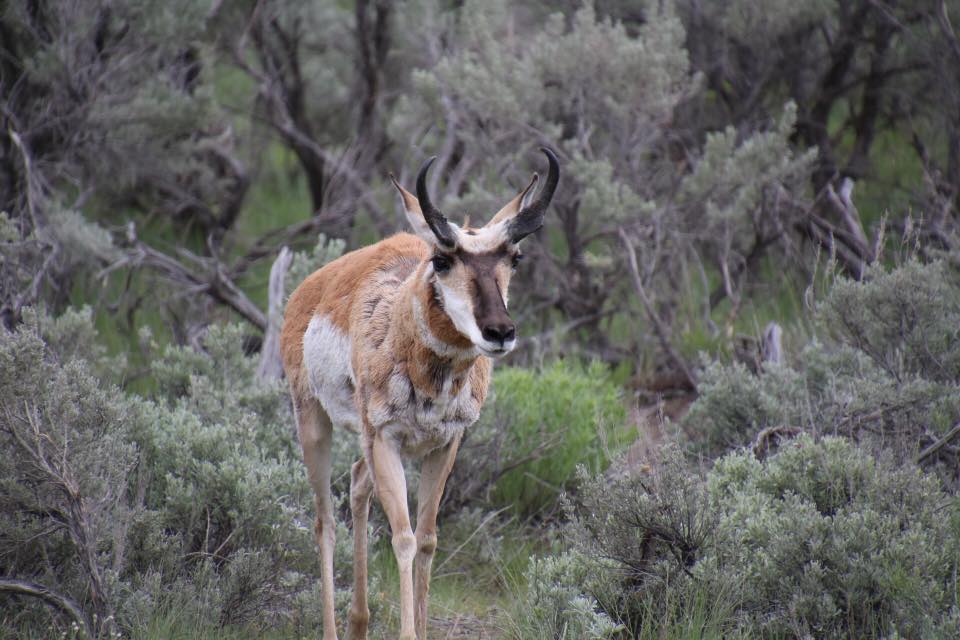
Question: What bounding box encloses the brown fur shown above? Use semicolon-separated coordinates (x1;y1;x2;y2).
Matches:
281;168;541;640
281;233;484;395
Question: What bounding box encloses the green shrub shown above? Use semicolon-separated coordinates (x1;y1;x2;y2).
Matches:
681;360;807;457
0;308;142;637
0;309;380;638
703;436;960;638
131;322;379;633
447;360;627;518
818;259;960;384
509;551;622;640
563;437;960;638
682;258;960;480
566;447;725;637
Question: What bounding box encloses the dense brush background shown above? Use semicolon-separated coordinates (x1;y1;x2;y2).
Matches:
2;1;960;638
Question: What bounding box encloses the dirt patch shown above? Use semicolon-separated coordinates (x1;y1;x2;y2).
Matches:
430;611;503;639
612;393;696;477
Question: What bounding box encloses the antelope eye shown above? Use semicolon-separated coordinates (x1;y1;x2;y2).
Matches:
511;253;524;270
432;255;452;273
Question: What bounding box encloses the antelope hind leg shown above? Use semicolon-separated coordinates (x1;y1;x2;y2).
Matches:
297;399;338;640
347;457;374;639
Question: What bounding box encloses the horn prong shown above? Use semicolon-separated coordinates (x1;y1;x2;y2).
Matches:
416;157;457;249
508;147;560;243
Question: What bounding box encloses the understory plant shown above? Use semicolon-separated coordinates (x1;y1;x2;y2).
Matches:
446;360;627;518
534;437;960;639
0;308;380;638
517;255;960;639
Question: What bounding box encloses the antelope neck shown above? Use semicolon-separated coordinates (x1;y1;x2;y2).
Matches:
403;266;478;365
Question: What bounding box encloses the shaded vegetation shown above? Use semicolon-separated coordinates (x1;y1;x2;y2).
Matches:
4;0;960;638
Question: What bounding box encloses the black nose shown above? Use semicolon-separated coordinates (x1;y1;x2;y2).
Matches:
481;323;516;345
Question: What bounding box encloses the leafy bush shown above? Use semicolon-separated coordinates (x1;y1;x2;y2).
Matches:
819;249;960;385
561;437;960;638
0;307;141;637
704;436;960;637
138;323;310;560
682;258;960;481
130;321;381;634
0;308;380;638
510;552;622;640
446;360;627;518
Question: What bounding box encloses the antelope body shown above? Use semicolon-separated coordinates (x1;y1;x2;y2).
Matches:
280;149;559;639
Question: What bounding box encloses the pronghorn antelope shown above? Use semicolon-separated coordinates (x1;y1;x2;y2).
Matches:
280;148;559;639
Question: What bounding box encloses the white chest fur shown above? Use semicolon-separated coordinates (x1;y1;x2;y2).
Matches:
370;365;482;458
302;312;484;457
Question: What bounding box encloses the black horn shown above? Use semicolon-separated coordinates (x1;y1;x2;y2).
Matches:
416;157;458;249
508;147;560;243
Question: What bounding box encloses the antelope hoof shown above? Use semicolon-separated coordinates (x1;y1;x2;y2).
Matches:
347;611;369;640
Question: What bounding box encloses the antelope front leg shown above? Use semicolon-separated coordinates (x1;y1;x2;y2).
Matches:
371;434;417;640
413;436;460;640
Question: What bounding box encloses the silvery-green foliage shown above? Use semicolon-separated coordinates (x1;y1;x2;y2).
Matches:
38;207;118;268
0;208;116;327
567;446;715;631
818;259;960;384
0;307;376;636
513;552;623;640
285;234;347;300
139;321;362;559
393;0;695;210
136;320;375;631
0;307;143;633
682;360;805;455
2;0;227;211
682;257;960;468
708;0;837;44
389;0;813;363
565;437;960;637
700;436;960;638
680;102;816;257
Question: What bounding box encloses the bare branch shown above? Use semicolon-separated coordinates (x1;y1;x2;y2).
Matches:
257;246;292;381
916;421;960;464
619;228;697;390
0;578;93;638
103;225;267;331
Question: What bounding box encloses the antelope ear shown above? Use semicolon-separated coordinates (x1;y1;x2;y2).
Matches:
486;173;539;227
390;174;443;246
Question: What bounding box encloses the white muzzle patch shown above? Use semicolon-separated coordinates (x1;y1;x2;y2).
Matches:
434;278;515;358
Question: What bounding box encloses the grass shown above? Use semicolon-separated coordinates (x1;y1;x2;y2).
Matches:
480;361;630;518
117;519;536;640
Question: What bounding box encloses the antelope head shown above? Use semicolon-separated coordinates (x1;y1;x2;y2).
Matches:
391;147;560;358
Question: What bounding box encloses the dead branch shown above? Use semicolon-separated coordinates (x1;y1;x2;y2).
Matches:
7;401;114;636
797;215;867;278
826;178;872;261
0;578;93;638
761;322;783;366
103;224;267;331
752;425;802;460
233;213;332;272
619;228;698;390
916;421;960;464
256;246;292;381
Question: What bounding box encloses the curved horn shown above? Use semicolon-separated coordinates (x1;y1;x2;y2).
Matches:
508;147;560;243
416;157;457;249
